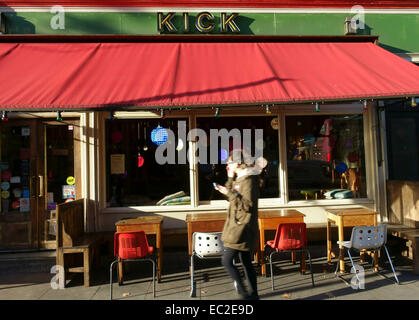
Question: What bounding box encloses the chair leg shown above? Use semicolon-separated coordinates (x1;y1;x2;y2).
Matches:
269;251;276;291
83;249;91;287
383;245;400;284
334;253;340;275
263;244;269;278
109;258;119;300
347;249;362;285
306;250;315;287
147;258;156;298
190;253;196;297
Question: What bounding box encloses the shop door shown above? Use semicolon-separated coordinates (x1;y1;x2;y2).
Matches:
41;120;81;249
0;120;44;250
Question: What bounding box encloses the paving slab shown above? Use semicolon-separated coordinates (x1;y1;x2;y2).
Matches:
0;248;418;301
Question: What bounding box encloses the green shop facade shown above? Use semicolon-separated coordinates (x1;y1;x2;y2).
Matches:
0;0;418;250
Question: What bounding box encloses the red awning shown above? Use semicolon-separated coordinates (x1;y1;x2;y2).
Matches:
0;41;418;110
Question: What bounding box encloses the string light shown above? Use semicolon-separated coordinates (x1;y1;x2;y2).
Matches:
315;102;320;112
411;97;417;108
363;100;368;110
160;108;166;119
215;107;220;118
1;111;8;121
57;111;63;122
265;105;271;115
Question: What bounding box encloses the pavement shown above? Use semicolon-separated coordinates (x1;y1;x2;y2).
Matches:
0;243;418;302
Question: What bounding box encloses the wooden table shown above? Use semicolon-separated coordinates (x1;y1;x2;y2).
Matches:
186;212;227;258
326;208;378;274
115;216;163;283
258;209;306;276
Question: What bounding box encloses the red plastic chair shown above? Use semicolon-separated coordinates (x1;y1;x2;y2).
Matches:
265;223;314;290
109;231;156;299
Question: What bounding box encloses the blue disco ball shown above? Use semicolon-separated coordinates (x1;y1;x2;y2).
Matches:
151;126;168;146
336;162;348;174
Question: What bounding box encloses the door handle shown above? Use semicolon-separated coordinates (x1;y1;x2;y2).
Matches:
38;175;44;197
30;176;39;198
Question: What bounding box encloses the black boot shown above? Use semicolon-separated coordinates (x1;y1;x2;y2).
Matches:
234;280;249;300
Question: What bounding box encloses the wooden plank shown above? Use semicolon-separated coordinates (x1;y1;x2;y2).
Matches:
327;208;377;217
186;212;226;222
258;209;305;219
116;216;163;225
116;224;159;233
341;215;376;227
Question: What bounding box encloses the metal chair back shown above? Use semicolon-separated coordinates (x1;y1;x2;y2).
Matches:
349;224;387;251
193;232;224;258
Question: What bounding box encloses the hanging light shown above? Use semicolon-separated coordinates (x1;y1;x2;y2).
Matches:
265;105;272;115
151;125;168;146
315;102;320;112
160;108;166;119
1;111;8;121
411;97;417;108
57;111;63;122
109;110;115;120
215;107;220;118
363;100;368;110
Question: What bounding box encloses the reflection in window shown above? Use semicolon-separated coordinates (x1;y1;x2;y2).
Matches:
286;115;366;201
196;116;280;201
105;118;189;207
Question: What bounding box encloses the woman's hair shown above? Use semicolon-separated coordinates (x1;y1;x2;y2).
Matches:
229;149;255;169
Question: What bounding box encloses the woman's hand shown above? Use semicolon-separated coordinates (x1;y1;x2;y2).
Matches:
214;184;229;195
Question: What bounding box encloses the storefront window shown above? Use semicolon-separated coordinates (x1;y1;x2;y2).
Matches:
106;118;190;207
286;115;367;201
196;116;280;201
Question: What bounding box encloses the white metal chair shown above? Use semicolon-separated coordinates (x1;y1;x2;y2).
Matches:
335;224;399;286
190;232;225;297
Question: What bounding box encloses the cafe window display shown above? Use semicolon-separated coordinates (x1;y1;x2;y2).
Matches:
286;115;366;201
196;116;279;201
105;118;190;207
0;126;31;213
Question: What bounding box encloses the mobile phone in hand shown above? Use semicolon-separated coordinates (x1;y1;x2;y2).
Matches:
213;182;218;188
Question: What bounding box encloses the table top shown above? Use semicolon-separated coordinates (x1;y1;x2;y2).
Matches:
258;209;305;219
115;216;163;226
186;212;227;223
326;208;377;216
185;209;306;222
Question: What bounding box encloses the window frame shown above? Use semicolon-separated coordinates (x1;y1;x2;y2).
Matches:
99;103;376;214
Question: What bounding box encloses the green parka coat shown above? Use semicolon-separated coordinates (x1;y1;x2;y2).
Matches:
221;173;260;251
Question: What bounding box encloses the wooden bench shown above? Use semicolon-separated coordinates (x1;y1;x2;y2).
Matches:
56;199;103;287
387;224;419;275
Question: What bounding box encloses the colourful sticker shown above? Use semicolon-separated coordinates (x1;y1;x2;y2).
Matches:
1;190;10;199
1;170;11;181
20;198;30;212
10;176;21;184
1;182;10;191
62;185;76;199
66;176;75;185
271;118;279;130
12;189;22;198
12;201;20;209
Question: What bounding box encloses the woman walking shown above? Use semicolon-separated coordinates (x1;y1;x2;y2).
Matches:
214;150;261;300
